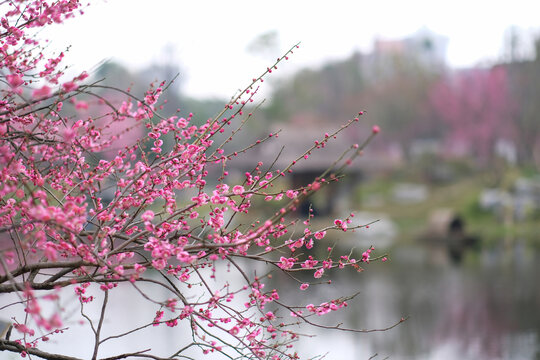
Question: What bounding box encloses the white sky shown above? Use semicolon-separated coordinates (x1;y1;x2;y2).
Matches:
44;0;540;99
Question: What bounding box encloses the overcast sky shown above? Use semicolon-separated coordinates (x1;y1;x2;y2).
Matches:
43;0;540;99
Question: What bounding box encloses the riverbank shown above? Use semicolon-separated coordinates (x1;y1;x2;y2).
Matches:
353;168;540;249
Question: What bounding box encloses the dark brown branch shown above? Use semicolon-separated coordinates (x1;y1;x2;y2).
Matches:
0;339;84;360
92;290;109;360
0;276;129;293
0;260;94;284
99;349;162;360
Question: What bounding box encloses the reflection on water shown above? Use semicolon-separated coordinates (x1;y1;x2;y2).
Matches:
286;240;540;359
2;239;538;359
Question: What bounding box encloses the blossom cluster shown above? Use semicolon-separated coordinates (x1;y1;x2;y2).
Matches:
0;1;384;359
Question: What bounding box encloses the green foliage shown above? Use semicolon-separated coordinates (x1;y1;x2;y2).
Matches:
264;53;366;123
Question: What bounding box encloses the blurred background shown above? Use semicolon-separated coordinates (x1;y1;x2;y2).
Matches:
38;0;540;359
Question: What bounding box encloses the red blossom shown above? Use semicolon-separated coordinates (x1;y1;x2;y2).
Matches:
0;3;384;358
32;85;51;98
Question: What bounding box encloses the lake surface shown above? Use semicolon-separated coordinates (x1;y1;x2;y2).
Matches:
285;239;540;359
2;239;538;359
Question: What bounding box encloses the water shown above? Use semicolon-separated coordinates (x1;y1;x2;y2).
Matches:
286;241;540;359
2;241;538;359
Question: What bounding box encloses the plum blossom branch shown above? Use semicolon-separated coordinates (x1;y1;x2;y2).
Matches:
0;3;396;358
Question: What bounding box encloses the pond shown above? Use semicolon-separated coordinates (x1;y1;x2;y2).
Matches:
2;239;538;359
286;239;540;359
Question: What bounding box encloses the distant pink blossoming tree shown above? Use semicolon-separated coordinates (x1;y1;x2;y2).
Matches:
429;66;516;162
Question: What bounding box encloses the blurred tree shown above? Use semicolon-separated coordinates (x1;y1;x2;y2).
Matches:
265;51;442;155
429;66;516;165
264;52;366;124
95;61;225;126
506;38;540;165
95;62;136;90
364;53;442;150
246;30;280;60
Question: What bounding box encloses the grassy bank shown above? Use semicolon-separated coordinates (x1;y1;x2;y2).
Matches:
354;169;540;247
